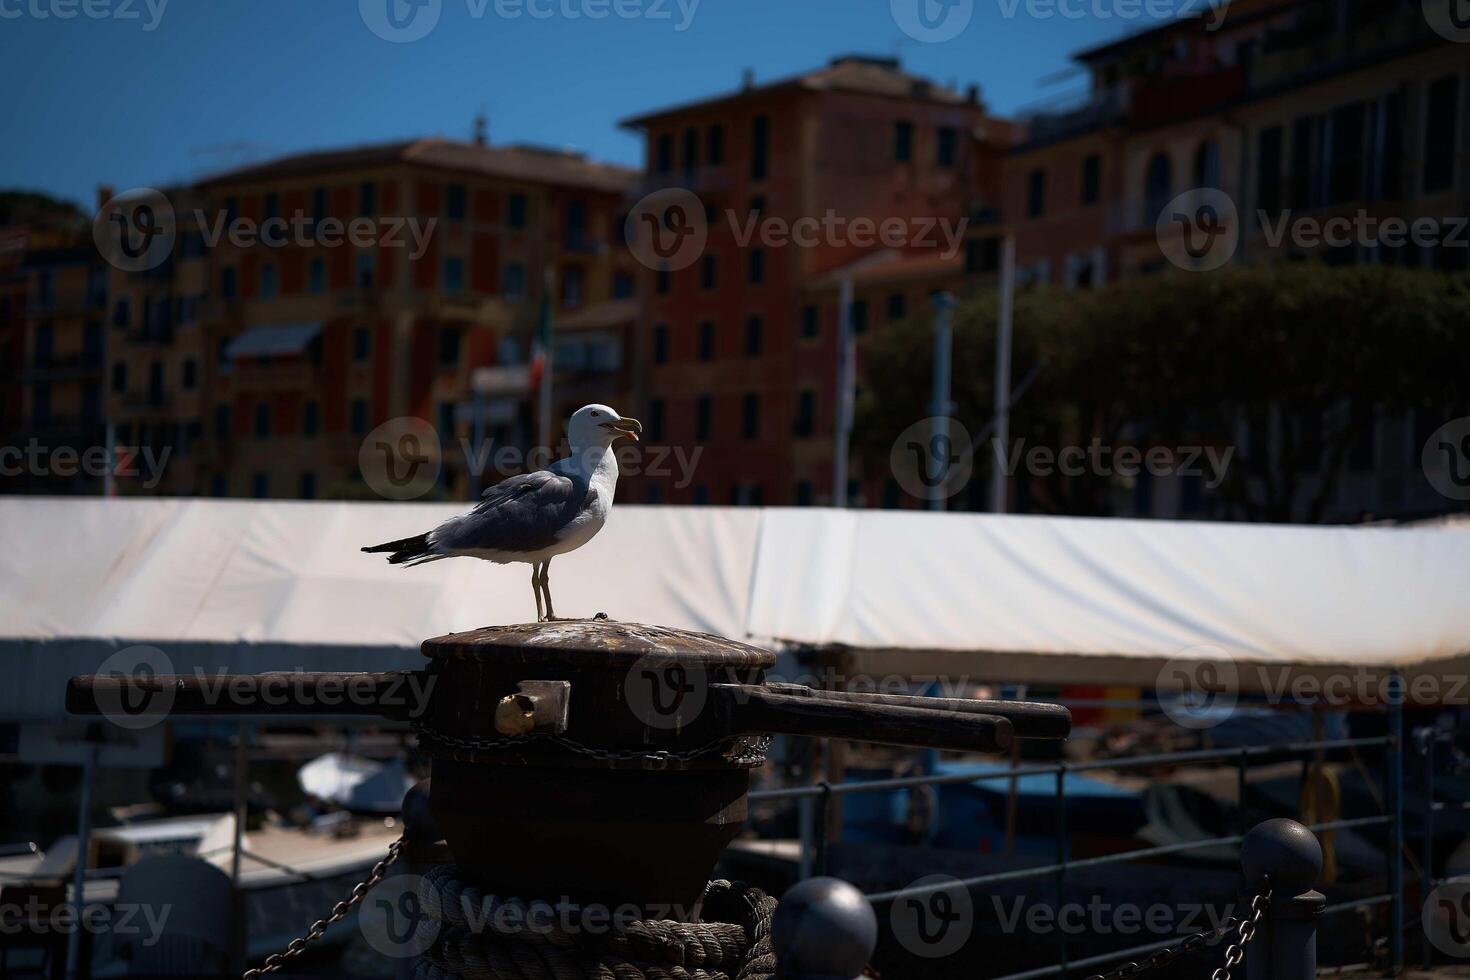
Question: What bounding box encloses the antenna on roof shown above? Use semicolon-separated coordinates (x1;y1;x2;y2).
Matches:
741;67;755;91
473;106;489;147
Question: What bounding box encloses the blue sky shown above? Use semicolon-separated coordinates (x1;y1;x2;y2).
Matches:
2;0;1181;209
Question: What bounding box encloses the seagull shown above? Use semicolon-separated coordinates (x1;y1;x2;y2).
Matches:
362;404;642;621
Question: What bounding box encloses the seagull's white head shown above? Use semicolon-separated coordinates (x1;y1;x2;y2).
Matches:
566;404;642;452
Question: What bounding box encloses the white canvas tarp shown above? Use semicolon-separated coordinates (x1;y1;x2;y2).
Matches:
1;497;1467;720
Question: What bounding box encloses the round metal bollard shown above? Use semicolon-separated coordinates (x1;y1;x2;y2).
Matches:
772;877;878;980
401;777;441;845
1240;818;1325;980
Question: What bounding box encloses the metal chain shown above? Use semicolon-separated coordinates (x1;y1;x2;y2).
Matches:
1083;892;1269;980
1211;891;1270;980
412;722;772;768
242;836;405;979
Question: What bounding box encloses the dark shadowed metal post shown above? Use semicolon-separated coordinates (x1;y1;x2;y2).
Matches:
1241;818;1324;980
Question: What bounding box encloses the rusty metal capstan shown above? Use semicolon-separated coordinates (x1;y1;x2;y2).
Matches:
67;620;1071;915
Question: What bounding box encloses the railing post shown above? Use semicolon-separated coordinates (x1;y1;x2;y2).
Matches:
1241;818;1325;980
1387;671;1405;973
772;876;877;980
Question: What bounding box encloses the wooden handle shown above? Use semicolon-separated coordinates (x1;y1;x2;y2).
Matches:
712;685;1014;752
763;683;1071;740
65;671;429;719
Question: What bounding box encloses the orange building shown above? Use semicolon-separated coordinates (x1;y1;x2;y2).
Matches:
105;135;638;499
622;56;1004;505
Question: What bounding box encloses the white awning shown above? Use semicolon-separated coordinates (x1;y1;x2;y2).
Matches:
1;498;1467;720
223;322;323;360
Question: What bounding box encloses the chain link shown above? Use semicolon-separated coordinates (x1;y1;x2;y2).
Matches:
412;722;772;768
1211;891;1270;980
242;836;405;980
1083;892;1269;980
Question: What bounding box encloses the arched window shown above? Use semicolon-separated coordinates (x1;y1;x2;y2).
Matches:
1145;151;1173;222
1194;140;1221;189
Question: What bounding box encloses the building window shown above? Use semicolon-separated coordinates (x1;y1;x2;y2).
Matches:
252;473;269;499
214;404;230;439
649;398;666;440
1027;168;1046;218
259;262;279;298
887;293;906;321
312;186;328;226
692;485;709;505
748;249;764;284
504;263;525;300
439;327;461;366
211;474;227;497
303;400;319;437
682;127;700;171
936;126;957;167
1424;75;1459;194
111;361;127;393
740;393;764;437
438;400;456;440
354;327;371;362
894;121;913;162
220;266;237;299
656;269;670;295
263;192;280;222
308;258;326;293
850;300;868;335
446;183;467;221
794;480;813;506
444;257;465;294
794;389;815;437
707;124;725;165
112;297;130;328
700;254;717;290
1145;152;1172;220
182;358;197;390
359;182;376;217
561;267;584;309
357;252;376;289
255;401;272;439
656;133;674;173
564;199;586;248
351;399;368;435
1081;153;1101;205
695;396;712;440
507;192;528;229
750;115;770;181
698;320;715;361
1194;139;1221;190
299;473;317;499
801;305;819;339
745;315;762;356
653;324;670;364
613;270;635;299
1256;126;1284;219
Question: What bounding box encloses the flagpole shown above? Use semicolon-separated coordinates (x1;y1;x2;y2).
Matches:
538;267;554;453
833;275;854;507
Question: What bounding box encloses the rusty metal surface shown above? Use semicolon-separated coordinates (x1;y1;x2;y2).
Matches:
421;619;776;669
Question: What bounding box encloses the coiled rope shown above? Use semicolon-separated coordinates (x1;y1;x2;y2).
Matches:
413;865;777;980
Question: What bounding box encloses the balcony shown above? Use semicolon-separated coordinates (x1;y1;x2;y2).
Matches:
1130;67;1247;129
123;390;172;411
1018;86;1129;146
635;165;734;198
1249;5;1440;95
21;354;104;381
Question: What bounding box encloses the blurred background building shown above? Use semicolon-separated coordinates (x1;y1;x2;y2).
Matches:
0;0;1465;519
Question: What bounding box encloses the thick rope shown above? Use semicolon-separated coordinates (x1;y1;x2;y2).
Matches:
415;868;777;980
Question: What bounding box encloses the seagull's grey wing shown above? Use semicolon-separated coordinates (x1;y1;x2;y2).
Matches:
431;470;590;554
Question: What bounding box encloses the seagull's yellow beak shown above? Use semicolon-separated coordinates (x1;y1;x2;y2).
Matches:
601;417;643;441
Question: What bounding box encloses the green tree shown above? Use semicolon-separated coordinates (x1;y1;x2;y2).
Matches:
856;264;1470;522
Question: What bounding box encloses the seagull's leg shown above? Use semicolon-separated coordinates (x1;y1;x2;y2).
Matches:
531;562;545;622
542;558;558;621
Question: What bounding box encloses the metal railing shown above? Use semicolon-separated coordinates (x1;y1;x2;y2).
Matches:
750;732;1405;977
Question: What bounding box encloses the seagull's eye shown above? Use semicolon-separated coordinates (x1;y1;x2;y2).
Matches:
591;411;601;418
